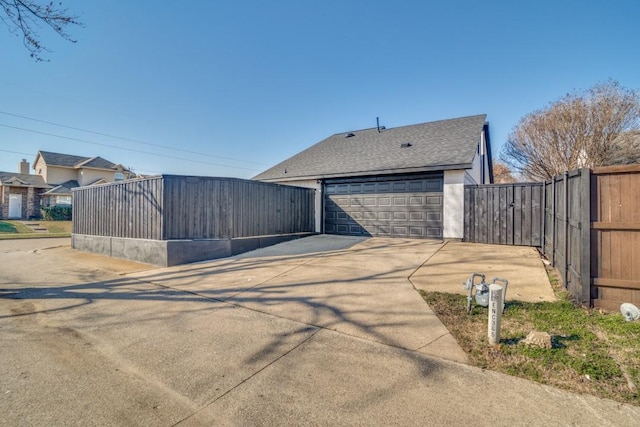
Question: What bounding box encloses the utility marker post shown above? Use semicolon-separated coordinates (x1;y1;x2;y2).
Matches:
488;284;503;345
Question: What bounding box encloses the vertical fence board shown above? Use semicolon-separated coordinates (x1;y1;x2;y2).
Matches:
73;176;315;242
591;165;640;309
464;166;640;308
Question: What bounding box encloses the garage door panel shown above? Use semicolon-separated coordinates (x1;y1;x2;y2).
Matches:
378;211;391;220
377;183;391;192
409;212;424;221
363;183;376;192
378;226;391;235
409;196;424;206
325;177;443;238
426;196;442;205
409;227;425;237
393;212;407;220
393;197;407;206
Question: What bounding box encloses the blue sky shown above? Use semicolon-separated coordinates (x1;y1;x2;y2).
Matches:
1;1;639;179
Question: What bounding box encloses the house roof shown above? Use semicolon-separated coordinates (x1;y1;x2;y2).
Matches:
36;151;117;170
0;171;50;188
253;114;488;181
42;180;79;195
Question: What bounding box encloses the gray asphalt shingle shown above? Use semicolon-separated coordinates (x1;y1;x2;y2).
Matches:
254;114;487;181
42;180;79;195
39;151;116;170
0;172;50;187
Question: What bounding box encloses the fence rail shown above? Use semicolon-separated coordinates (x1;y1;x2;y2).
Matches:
464;166;640;309
590;165;640;310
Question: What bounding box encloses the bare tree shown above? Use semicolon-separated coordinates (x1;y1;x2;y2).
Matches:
0;0;82;61
492;161;518;183
502;80;640;181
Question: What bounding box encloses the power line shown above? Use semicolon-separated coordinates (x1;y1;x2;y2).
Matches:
0;111;269;166
0;148;36;157
0;124;262;172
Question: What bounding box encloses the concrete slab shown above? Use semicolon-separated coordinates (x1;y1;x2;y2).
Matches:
129;236;468;363
183;329;640;427
410;241;556;303
3;237;639;426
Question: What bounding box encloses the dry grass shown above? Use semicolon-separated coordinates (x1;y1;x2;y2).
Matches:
0;220;72;238
420;266;640;405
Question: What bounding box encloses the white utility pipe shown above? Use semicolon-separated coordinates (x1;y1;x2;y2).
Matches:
488;284;503;345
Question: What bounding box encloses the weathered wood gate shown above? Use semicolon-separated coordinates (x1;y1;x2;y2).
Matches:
463;183;543;247
590;165;640;310
464;166;640;309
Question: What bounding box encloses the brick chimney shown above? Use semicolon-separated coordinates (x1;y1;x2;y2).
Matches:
19;159;30;175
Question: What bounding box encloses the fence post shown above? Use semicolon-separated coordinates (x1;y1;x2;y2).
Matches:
551;178;556;267
580;168;592;305
541;182;546;252
562;172;569;291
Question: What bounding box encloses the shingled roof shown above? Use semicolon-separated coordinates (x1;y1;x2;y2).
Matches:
37;151;117;170
0;171;50;188
253;114;488;181
42;180;79;195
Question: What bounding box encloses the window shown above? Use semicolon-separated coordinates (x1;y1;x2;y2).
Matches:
115;172;125;181
56;195;72;205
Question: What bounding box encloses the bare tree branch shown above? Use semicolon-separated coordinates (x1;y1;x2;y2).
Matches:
0;0;83;61
492;161;518;183
501;80;640;181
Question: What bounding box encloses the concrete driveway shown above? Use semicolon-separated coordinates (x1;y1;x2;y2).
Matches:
1;236;638;426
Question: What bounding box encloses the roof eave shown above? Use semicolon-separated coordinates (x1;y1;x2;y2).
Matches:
255;163;473;182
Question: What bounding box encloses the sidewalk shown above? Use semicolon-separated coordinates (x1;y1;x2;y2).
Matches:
410;241;556;303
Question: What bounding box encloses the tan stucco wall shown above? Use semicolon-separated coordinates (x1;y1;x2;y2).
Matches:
79;168;116;186
41;165;78;185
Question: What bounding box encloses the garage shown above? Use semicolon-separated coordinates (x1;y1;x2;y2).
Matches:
253;114;493;240
324;175;443;238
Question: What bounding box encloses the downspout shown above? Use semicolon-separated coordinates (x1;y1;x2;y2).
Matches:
319;179;325;234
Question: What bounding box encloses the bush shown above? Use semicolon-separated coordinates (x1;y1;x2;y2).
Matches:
41;206;72;221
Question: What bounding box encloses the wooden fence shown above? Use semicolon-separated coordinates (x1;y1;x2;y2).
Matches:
542;169;591;305
73;175;316;240
464;165;640;309
590;165;640;310
463;183;543;246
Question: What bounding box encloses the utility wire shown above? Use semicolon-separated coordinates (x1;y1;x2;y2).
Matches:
0;124;262;172
0;111;268;166
0;148;36;157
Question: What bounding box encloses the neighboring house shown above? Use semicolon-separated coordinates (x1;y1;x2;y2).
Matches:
253;114;493;240
0;165;51;219
0;151;134;219
33;151;132;207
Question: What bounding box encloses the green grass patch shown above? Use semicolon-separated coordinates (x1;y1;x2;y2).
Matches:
0;221;18;233
0;220;72;239
0;221;33;234
420;289;640;405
